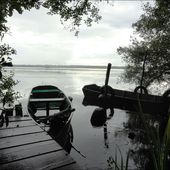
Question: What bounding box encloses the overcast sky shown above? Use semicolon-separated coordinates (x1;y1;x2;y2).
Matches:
3;1;152;66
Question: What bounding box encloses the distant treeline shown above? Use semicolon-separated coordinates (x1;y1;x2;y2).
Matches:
13;64;125;69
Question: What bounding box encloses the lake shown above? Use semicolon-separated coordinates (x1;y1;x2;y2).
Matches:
8;65;163;170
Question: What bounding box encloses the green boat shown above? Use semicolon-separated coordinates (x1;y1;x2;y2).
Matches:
28;85;75;125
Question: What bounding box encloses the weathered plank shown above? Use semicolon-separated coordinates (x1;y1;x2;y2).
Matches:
0;125;43;139
0;116;35;129
0;116;80;170
7;116;32;122
0;140;62;164
0;120;36;129
0;132;52;150
0;150;76;170
56;163;82;170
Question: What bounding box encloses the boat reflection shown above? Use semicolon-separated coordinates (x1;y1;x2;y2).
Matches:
86;98;170;169
90;107;114;149
48;116;73;153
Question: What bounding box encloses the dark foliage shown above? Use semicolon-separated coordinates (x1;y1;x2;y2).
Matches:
117;0;170;87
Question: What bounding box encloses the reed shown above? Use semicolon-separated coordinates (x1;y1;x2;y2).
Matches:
137;95;170;170
107;95;170;170
107;147;130;170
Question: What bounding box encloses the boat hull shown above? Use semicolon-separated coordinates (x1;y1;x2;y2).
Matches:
82;84;170;115
28;85;74;125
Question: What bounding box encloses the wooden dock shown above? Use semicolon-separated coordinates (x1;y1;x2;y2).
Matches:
0;116;80;170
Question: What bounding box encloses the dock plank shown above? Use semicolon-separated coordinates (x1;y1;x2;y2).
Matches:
7;116;32;122
0;116;80;170
0;140;62;164
0;125;43;138
0;120;36;129
0;116;34;129
0;150;76;170
56;164;81;170
0;130;52;150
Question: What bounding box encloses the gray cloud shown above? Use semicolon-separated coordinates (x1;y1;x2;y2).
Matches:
4;1;150;66
99;1;145;28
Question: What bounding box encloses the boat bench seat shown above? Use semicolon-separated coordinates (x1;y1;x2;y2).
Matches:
29;98;65;102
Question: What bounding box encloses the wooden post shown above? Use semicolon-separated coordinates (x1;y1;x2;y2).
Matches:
105;63;115;115
104;63;112;95
46;102;49;117
140;55;147;94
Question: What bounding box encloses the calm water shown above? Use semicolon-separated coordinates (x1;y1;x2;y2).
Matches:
10;66;146;170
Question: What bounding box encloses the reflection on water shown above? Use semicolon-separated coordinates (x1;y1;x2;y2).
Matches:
48;118;73;153
121;112;170;170
10;65;170;170
90;107;114;149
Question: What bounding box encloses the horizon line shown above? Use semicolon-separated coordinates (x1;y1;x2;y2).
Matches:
13;64;125;68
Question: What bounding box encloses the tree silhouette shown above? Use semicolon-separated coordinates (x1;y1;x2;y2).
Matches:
117;0;170;87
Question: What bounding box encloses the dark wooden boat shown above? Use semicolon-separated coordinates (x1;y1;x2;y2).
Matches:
28;85;75;125
82;84;170;115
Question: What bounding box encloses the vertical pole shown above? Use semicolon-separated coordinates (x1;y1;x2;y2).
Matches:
46;102;49;117
104;63;112;95
105;63;114;115
140;55;146;93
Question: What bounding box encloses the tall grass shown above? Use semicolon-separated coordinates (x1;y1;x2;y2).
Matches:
107;147;130;170
137;94;170;170
107;95;170;170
